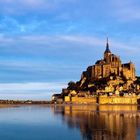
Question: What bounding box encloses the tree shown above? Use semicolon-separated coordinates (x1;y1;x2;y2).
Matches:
67;81;77;90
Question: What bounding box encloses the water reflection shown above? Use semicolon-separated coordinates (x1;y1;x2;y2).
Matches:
52;105;140;140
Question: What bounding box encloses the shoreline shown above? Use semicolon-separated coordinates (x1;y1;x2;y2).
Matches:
0;99;52;105
0;98;139;106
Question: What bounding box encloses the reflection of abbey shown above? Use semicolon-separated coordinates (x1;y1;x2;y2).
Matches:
82;39;136;81
53;106;140;140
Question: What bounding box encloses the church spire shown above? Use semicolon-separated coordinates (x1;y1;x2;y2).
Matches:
104;37;111;54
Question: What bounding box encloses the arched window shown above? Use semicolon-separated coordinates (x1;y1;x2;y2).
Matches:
112;57;114;61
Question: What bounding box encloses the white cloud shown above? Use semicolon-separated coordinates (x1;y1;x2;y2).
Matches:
59;35;104;46
0;0;78;15
111;0;140;21
21;35;140;53
0;82;67;100
0;82;66;91
0;34;139;53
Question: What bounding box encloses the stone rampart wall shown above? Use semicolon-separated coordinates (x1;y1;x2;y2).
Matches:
64;96;139;104
99;96;138;104
71;97;96;104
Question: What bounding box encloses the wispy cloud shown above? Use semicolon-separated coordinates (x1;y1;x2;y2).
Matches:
111;0;140;21
0;34;139;52
0;82;67;100
0;0;78;15
0;82;66;91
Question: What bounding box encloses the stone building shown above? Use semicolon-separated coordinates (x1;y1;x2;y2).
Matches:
82;39;136;81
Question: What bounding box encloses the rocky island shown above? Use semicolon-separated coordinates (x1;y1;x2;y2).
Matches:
52;39;140;104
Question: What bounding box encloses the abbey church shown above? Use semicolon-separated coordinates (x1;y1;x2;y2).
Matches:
82;39;136;81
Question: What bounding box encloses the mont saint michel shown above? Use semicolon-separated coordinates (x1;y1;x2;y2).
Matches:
52;39;140;104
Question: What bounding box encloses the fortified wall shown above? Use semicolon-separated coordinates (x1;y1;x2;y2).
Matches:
64;96;140;104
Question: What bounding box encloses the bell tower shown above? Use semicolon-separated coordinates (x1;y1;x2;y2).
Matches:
104;38;111;63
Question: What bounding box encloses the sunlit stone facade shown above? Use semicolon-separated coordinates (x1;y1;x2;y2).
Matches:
82;39;136;81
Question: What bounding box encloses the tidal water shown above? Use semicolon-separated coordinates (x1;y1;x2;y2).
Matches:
0;105;140;140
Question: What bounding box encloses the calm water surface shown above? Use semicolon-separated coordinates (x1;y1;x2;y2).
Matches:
0;105;140;140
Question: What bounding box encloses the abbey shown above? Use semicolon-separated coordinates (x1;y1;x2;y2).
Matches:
82;39;136;81
52;39;140;104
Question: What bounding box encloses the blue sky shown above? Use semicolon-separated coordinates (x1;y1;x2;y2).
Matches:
0;0;140;100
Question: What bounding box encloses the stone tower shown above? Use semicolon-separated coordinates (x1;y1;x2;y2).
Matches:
104;38;111;63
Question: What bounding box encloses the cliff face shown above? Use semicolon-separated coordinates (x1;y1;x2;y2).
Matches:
65;74;137;96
